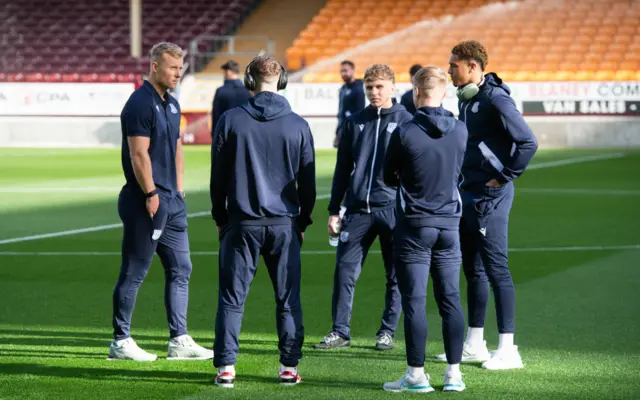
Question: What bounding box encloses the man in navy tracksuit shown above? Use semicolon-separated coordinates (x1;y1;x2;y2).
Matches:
210;60;251;137
438;40;538;370
334;60;365;147
399;64;423;115
110;42;213;362
210;56;316;388
382;66;468;393
314;64;412;351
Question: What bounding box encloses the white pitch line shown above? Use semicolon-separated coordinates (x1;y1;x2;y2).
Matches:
0;195;332;245
516;188;640;196
0;153;628;245
1;244;639;256
526;152;625;170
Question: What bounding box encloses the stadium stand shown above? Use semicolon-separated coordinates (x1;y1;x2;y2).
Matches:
203;0;326;75
287;0;640;82
0;0;258;83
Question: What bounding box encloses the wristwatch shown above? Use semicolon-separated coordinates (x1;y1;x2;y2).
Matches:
146;189;158;198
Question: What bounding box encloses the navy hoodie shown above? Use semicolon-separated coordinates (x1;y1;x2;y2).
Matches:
400;89;417;115
384;106;468;228
211;79;251;136
210;91;316;232
329;103;413;215
459;73;538;192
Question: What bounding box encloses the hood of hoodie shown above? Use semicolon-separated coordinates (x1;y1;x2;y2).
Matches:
413;106;457;139
363;102;408;117
483;72;511;96
241;91;292;121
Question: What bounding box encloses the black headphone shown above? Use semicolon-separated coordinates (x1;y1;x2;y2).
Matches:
244;58;288;91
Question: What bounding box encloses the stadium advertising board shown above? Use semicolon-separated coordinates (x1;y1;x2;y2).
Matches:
0;83;135;116
176;79;640;145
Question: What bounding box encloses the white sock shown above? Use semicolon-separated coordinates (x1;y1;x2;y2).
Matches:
171;334;188;342
219;365;235;374
408;366;424;378
280;363;297;373
498;333;514;350
446;364;461;376
465;327;484;345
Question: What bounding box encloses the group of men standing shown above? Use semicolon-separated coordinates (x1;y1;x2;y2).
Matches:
110;39;538;393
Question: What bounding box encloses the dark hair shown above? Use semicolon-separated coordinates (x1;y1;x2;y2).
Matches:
409;64;423;77
340;60;355;69
221;60;240;73
451;40;488;70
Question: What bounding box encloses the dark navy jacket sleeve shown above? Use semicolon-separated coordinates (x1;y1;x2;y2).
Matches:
297;124;317;232
210;113;230;226
383;128;402;187
328;119;354;215
122;101;153;137
491;94;538;183
211;88;224;137
355;86;365;112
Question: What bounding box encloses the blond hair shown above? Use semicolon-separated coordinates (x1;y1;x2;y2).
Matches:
149;42;184;64
412;66;448;97
363;64;395;84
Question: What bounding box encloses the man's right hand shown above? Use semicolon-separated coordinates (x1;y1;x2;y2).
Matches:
146;194;159;217
328;215;342;237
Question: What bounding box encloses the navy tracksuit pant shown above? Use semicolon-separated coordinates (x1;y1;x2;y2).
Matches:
331;207;402;340
214;222;304;368
460;182;515;334
112;187;192;340
394;223;465;367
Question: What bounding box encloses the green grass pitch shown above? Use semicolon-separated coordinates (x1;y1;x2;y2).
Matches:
0;147;639;399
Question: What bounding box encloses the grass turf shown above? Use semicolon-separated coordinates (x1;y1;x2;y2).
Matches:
0;147;639;399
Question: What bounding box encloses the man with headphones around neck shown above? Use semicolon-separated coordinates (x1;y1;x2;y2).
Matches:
437;40;538;370
210;56;316;388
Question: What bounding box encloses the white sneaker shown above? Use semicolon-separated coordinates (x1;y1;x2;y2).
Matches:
443;370;466;392
107;337;158;361
167;334;214;360
436;340;491;363
482;345;524;370
215;368;236;389
383;370;435;393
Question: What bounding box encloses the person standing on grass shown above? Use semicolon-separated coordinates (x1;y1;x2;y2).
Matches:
334;60;366;148
210;56;316;388
110;42;213;362
436;40;538;370
314;64;412;352
210;60;251;138
382;66;468;393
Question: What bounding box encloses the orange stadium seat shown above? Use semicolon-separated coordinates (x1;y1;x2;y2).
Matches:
286;0;640;82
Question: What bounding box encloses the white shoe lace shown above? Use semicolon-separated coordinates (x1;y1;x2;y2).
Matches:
377;334;392;346
323;332;341;344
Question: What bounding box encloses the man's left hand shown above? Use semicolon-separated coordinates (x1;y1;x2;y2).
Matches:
486;179;503;187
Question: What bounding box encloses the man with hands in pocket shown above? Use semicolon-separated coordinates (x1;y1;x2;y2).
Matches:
110;42;213;362
439;40;538;370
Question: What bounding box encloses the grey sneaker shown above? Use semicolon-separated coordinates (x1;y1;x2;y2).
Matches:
312;332;350;349
375;333;393;351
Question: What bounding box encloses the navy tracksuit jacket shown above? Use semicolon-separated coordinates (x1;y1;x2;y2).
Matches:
211;79;251;137
327;103;412;340
458;73;538;334
210;91;316;367
384;106;468;366
335;79;365;145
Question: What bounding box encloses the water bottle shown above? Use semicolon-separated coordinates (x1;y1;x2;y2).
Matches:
329;207;346;247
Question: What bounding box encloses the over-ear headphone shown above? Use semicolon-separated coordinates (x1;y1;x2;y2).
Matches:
456;83;480;101
244;58;288;92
